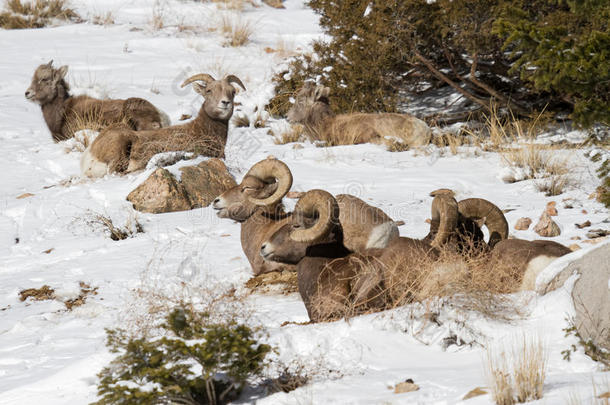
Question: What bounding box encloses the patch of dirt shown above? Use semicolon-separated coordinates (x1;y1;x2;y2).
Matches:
246;269;298;295
19;285;55;301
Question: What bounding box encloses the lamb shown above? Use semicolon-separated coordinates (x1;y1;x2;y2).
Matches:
212;158;399;276
286;83;432;148
25;61;168;142
81;73;245;178
259;190;450;321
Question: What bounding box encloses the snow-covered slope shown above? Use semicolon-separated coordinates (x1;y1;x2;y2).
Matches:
0;1;607;403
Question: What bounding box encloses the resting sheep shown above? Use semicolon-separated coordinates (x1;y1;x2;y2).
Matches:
26;61;168;142
81;73;245;178
260;190;450;321
212;158;399;276
287;83;432;148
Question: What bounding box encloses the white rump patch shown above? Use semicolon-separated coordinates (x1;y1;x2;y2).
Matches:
366;221;399;249
80;146;109;178
521;255;558;291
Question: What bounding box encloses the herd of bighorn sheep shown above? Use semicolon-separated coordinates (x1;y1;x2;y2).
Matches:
26;62;575;323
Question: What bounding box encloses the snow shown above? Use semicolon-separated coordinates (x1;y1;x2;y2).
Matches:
1;1;609;404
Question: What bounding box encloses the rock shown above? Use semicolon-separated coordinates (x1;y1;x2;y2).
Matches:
127;159;236;214
534;212;561;237
127;168;192;214
394;380;419;394
583;236;609;245
575;220;591;229
546;201;558;216
514;217;532;230
463;387;487;400
16;193;34;199
586;229;609;239
568;244;581;251
540;243;610;352
179;159;236;208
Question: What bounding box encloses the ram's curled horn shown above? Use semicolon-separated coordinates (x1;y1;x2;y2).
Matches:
225;75;246;91
290;189;339;243
458;198;508;248
246;158;293;207
181;73;216;88
430;194;459;248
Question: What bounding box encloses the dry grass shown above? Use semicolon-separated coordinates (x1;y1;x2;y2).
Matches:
272;123;306;144
150;0;166;31
91;10;114;26
232;113;250;128
86;212;144;241
307;244;525;323
486;334;547;405
0;0;80;29
212;0;257;11
19;285;55;302
245;270;298;295
219;14;254;47
65;108;131;140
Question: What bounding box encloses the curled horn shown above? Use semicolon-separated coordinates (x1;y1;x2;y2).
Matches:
246;158;293;206
458;198;508;248
430;195;459;248
290;189;339;243
181;73;215;88
225;75;246;91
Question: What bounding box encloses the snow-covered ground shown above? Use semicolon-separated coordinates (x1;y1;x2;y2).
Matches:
0;1;608;403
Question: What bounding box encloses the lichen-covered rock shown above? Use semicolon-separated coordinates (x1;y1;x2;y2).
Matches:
180;159;236;208
534;212;561;237
127;168;191;214
127;159;236;213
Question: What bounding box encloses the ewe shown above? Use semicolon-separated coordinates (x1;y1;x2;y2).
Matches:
26;61;167;142
81;73;245;177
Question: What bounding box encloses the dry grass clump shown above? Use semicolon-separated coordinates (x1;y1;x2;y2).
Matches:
212;0;258;11
19;285;55;302
486;334;547;405
0;0;80;29
64;281;98;310
272;123;306;144
232;113;250;128
86;212;144;241
246;269;298;295
91;10;114;26
307;244;525;323
219;14;254;47
65;109;131;141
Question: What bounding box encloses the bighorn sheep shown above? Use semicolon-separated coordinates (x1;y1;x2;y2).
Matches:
260;190;451;321
286;83;432;148
81;73;245;178
424;189;571;290
212;158;399;276
26;61;168;142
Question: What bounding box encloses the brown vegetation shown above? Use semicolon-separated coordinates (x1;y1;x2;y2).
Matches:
0;0;80;29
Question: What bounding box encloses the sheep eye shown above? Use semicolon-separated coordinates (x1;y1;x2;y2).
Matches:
206;89;212;94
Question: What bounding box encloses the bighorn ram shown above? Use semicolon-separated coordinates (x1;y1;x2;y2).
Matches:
260;190;452;321
213;158;399;276
26;61;168;142
287;83;432;148
81;73;245;178
424;189;571;290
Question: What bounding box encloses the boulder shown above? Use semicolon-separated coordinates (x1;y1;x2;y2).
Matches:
514;217;532;230
540;243;610;352
179;159;237;208
127;168;192;214
127;159;236;214
534;212;561;237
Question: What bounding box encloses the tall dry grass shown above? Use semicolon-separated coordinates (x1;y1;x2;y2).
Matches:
0;0;80;29
219;14;254;47
485;334;547;405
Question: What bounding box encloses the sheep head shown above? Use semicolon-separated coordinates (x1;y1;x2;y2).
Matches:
212;158;292;221
181;73;246;122
457;198;508;249
287;82;331;124
25;61;69;105
260;189;340;264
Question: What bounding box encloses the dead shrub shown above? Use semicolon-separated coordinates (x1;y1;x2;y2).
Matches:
19;285;55;302
219;14;254;47
232;113;250;128
86;212;144;241
268;363;310;393
0;0;80;29
486;334;547;405
65;108;131;142
91;10;114;26
64;281;99;310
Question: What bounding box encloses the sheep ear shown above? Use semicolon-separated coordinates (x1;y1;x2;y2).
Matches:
192;82;207;95
56;65;68;79
46;60;54;67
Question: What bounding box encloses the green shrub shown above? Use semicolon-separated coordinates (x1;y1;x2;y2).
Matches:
94;306;272;405
269;0;609;127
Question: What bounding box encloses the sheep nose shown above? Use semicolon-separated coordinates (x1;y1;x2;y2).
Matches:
213;197;220;206
25;90;32;98
220;100;231;107
260;244;267;252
